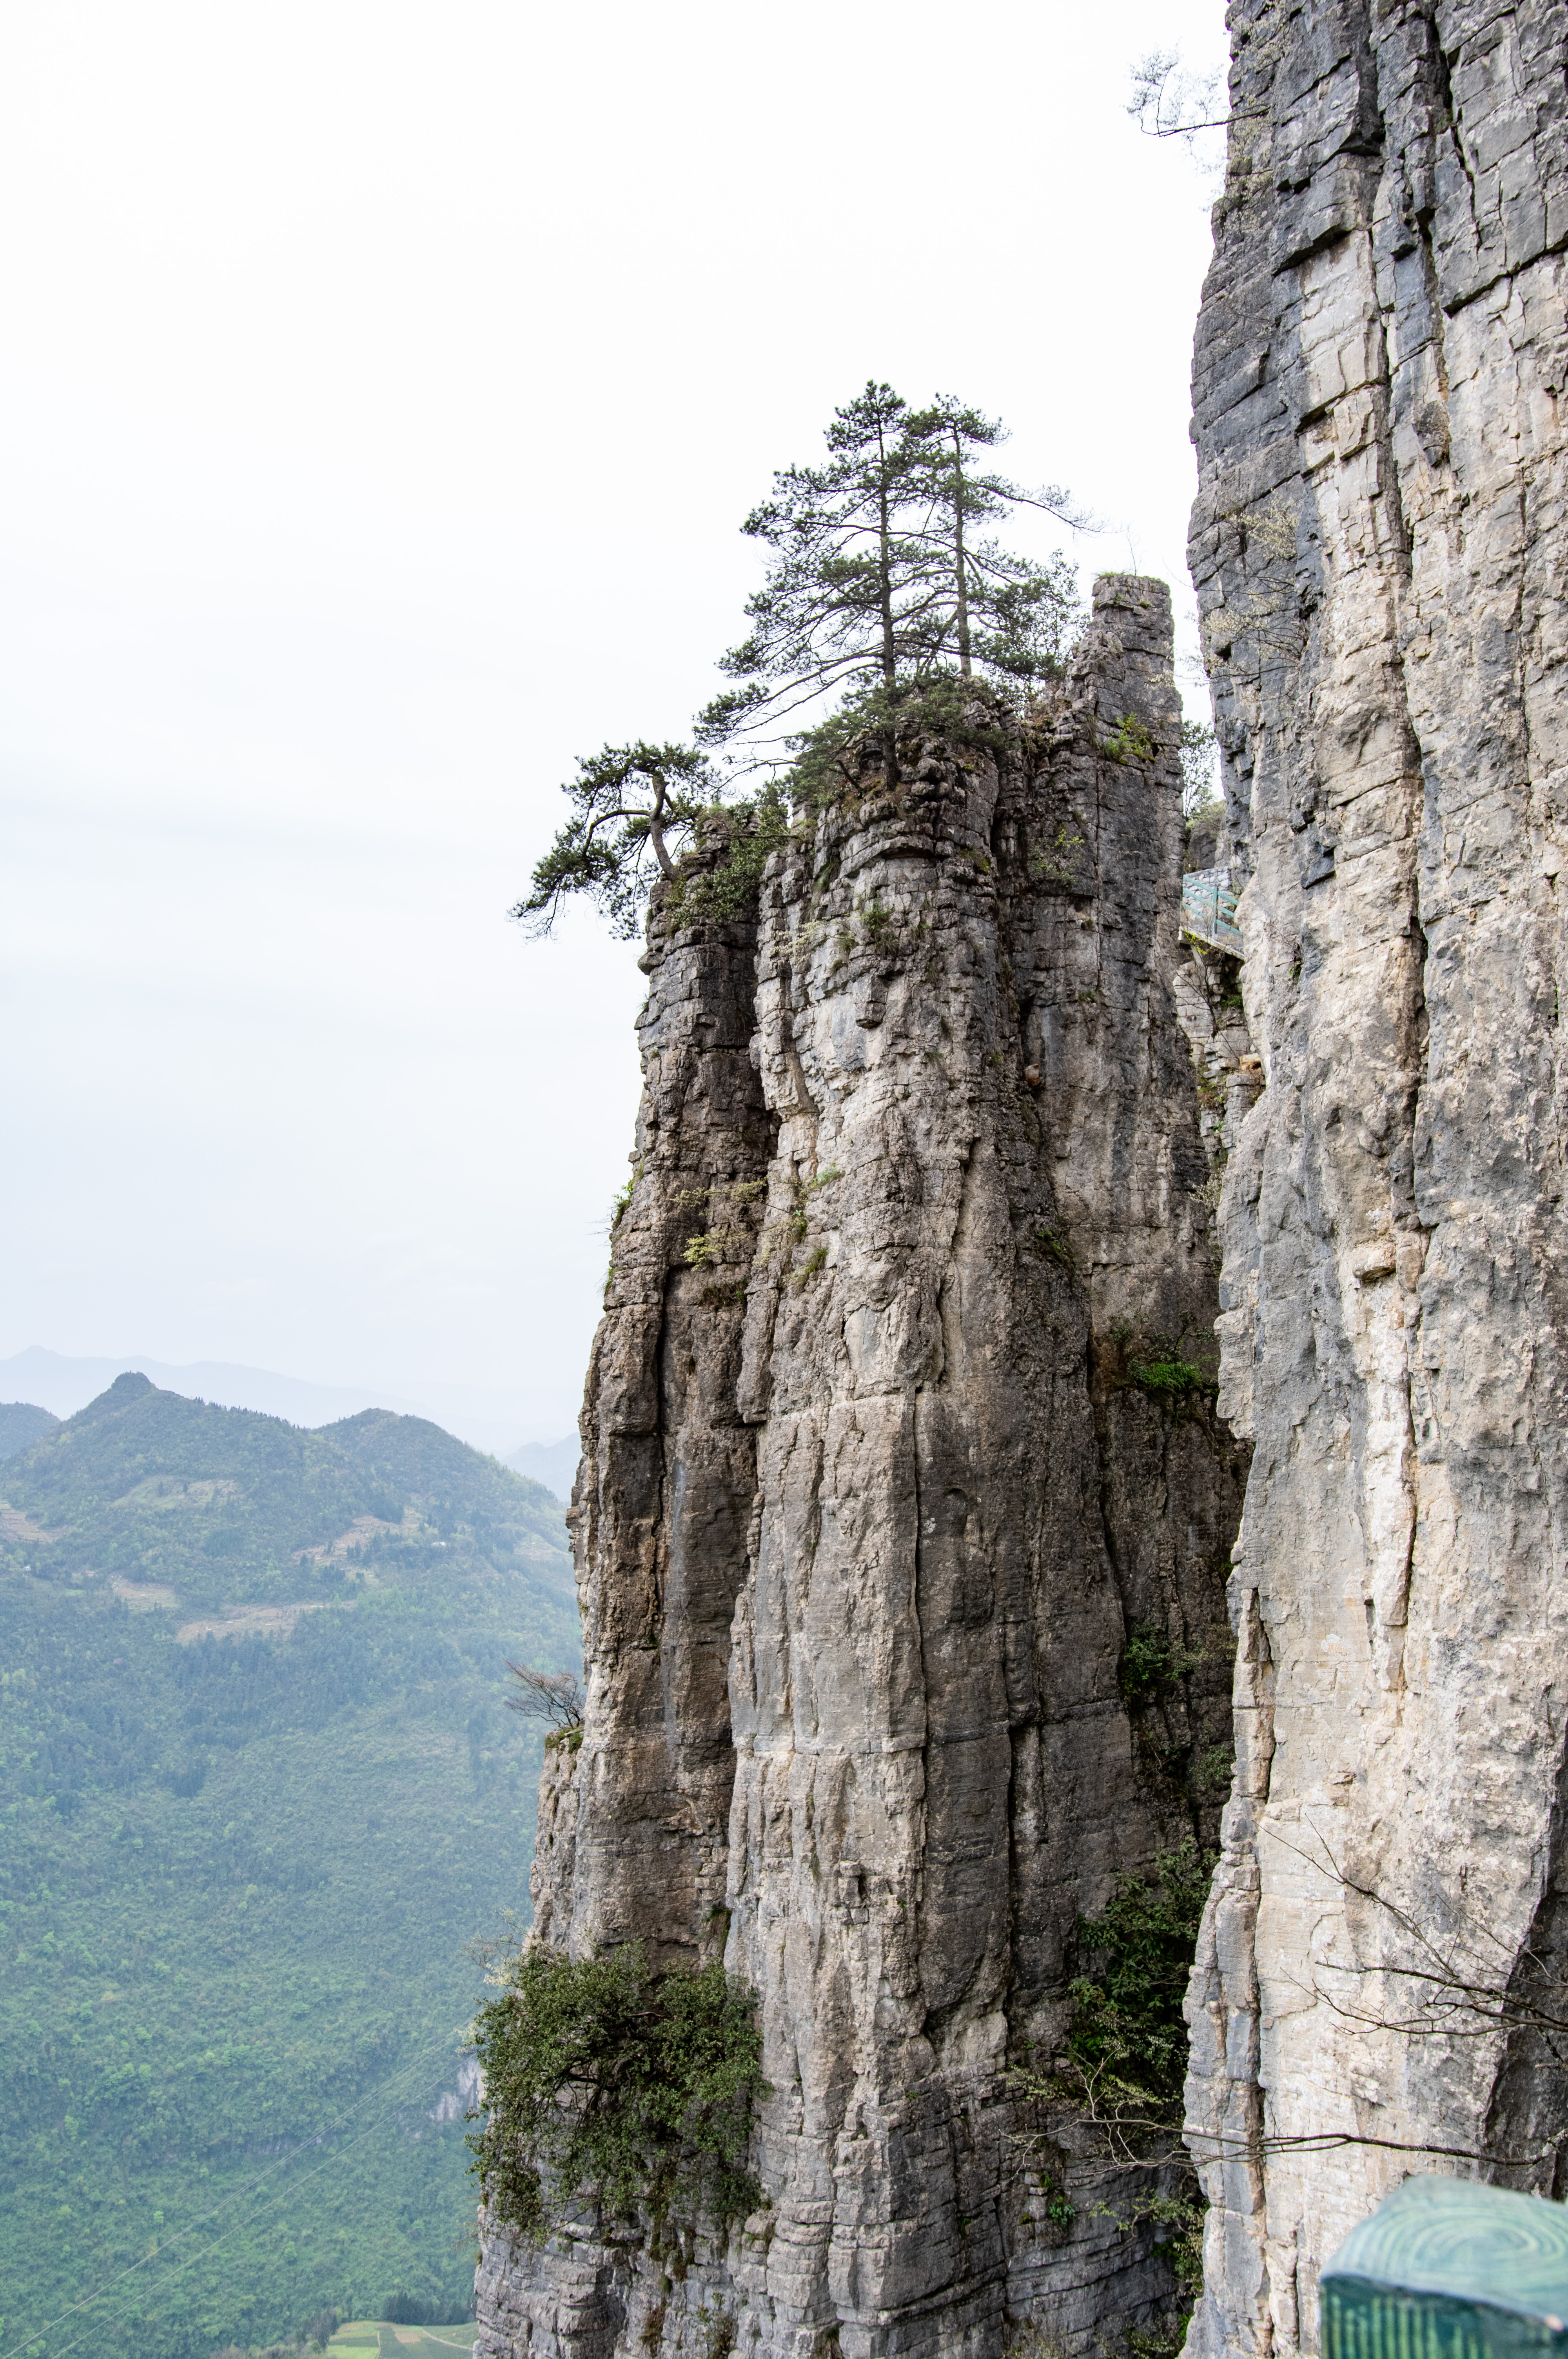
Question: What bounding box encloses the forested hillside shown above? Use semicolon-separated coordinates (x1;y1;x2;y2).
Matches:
0;1400;59;1461
0;1377;577;2359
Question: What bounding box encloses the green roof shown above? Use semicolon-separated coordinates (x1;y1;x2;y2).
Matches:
1323;2177;1568;2353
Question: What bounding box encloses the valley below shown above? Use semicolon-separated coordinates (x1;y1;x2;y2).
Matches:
0;1374;578;2359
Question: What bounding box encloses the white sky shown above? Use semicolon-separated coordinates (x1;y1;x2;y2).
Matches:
0;0;1228;1445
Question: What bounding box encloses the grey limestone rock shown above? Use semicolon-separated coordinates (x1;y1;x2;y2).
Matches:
1184;5;1568;2355
478;579;1246;2359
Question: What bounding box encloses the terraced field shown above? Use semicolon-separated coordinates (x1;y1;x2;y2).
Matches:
329;2326;479;2359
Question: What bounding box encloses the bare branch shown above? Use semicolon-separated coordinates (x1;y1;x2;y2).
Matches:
1263;1817;1568;2051
504;1663;584;1732
1127;47;1249;147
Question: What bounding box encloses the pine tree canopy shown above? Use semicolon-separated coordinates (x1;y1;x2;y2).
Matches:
520;382;1088;936
512;741;715;940
900;396;1084;685
695;383;1084;760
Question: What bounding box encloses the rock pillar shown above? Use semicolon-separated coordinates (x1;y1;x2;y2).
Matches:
479;579;1246;2359
1183;7;1568;2354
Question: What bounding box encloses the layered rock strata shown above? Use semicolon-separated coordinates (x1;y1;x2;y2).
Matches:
479;578;1246;2359
1184;6;1568;2355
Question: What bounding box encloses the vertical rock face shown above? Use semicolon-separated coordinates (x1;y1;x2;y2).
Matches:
1185;7;1568;2357
479;579;1246;2359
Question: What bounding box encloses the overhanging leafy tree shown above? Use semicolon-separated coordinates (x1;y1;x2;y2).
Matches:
468;1940;767;2238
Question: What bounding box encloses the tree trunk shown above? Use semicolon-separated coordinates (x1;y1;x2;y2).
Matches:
875;427;899;786
952;428;971;678
647;780;675;878
876;478;896;683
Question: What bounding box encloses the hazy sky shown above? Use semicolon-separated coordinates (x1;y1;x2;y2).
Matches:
1;0;1227;1443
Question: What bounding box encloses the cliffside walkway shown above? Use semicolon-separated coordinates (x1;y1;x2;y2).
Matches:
1181;862;1241;953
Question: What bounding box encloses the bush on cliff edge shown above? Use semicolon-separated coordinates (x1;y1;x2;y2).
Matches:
468;1943;767;2240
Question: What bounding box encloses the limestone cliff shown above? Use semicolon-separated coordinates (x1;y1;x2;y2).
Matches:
1184;5;1568;2355
477;580;1246;2359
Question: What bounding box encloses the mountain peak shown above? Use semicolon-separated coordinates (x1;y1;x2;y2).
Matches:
72;1370;156;1422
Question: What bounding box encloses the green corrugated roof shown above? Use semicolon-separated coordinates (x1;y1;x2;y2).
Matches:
1324;2177;1568;2328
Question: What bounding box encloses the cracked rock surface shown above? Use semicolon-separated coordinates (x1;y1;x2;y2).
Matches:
1184;6;1568;2356
477;579;1246;2359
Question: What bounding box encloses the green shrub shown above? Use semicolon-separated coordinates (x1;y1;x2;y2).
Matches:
1041;2180;1074;2229
1014;1846;1215;2341
468;1943;767;2241
785;676;1016;812
1030;822;1087;887
1065;1840;1213;2121
668;791;792;929
1034;1223;1076;1271
1118;1625;1205;1702
610;1173;638;1231
1102;713;1156;766
1127;1357;1212;1400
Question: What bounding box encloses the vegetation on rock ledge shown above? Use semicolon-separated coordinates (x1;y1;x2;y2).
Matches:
468;1943;767;2240
1063;1839;1213;2135
1127;1354;1215;1401
514;382;1088;941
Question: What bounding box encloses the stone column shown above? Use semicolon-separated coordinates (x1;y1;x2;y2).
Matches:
1184;8;1568;2355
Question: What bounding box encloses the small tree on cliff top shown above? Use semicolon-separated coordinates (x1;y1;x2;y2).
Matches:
694;380;923;755
900;394;1082;686
516;741;715;939
697;383;1083;757
515;382;1085;938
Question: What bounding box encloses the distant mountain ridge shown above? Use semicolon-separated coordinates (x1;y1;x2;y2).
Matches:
4;1369;569;1602
0;1346;577;1456
503;1434;580;1501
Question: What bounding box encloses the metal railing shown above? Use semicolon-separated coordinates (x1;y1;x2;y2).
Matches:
1181;863;1241;954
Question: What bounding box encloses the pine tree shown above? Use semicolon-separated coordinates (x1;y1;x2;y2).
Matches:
698;385;1083;763
901;396;1082;685
512;741;714;938
519;385;1086;937
695;381;926;757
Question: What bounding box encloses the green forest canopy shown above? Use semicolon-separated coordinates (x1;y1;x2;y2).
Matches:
0;1376;579;2359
